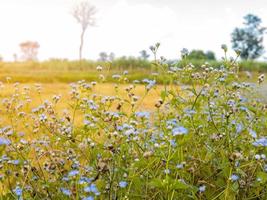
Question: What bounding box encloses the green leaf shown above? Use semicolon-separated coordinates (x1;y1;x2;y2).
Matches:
171;180;190;190
257;172;267;184
149;178;163;188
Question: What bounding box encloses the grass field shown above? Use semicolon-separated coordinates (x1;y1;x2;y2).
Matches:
0;82;165;121
2;57;267;199
0;59;265;84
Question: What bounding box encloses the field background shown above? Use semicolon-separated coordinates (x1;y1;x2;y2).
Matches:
0;58;266;111
0;58;266;83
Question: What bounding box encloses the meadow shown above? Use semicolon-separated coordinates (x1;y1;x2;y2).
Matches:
1;47;267;200
0;57;266;84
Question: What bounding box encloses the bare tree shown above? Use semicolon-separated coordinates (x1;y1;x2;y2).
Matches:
19;41;40;61
72;1;96;60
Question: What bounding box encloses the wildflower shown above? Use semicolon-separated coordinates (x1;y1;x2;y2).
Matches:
0;137;11;146
145;80;156;91
13;186;23;197
236;123;243;133
83;196;94;200
181;48;189;58
135;111;150;119
79;177;93;184
230;174;239;181
84;184;100;195
172;126;188;136
84;120;91;126
199;185;206;193
60;188;71;196
255;154;261;160
124;128;137;136
252;137;267;147
184;108;196;117
176;163;184;169
91;81;97;86
96;65;103;71
39;114;47;122
10;160;20;165
68;170;79;177
249;129;257;138
119;181;128;188
170;140;177;147
62;176;69;182
258;74;265;84
112;74;121;79
164;169;170;174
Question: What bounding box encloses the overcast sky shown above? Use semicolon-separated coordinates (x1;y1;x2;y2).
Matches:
0;0;267;61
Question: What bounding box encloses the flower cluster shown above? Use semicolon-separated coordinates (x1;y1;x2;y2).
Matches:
0;47;265;199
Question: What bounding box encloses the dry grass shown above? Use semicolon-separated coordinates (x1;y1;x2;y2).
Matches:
0;82;164;109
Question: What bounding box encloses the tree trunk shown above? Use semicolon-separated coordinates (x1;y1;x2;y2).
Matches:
79;29;85;61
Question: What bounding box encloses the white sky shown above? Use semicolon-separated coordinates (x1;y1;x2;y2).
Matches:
0;0;267;61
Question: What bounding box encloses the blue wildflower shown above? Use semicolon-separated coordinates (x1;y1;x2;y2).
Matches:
166;119;178;126
62;176;69;182
230;174;239;181
79;177;92;184
170;140;177;147
68;170;79;177
13;186;23;197
119;181;128;188
11;160;20;165
255;154;261;160
146;80;156;90
199;185;206;193
249;129;257;138
84;184;100;195
0;137;11;145
184;108;196;117
236;123;243;133
135;111;150;119
176;163;184;169
83;196;94;200
239;106;248;111
252;137;267;147
84;120;91;126
60;188;71;196
172;126;188;136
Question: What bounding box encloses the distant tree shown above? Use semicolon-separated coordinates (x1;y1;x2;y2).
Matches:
187;50;206;60
139;50;150;60
72;0;96;60
206;51;216;60
231;14;266;60
187;50;216;60
19;41;40;61
109;52;115;61
99;52;108;62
